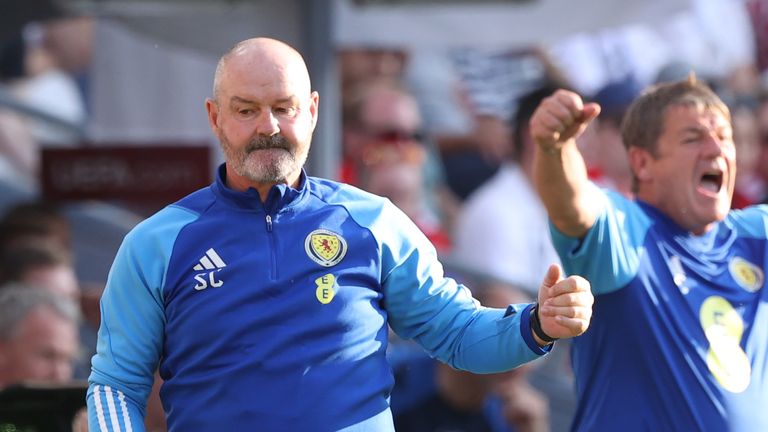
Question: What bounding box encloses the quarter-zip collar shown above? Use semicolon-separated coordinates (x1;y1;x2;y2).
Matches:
211;163;309;213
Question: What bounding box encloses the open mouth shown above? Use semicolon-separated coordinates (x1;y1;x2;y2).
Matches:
698;169;723;196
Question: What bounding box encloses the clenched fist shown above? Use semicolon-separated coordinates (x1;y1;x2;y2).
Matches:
529;89;601;153
533;264;593;345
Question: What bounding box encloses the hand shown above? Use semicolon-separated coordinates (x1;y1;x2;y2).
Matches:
529;89;600;153
71;407;88;432
496;378;549;432
535;264;593;341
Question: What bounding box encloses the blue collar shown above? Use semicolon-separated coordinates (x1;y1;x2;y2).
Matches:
211;164;308;213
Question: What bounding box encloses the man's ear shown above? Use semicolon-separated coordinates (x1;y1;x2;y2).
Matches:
309;91;320;131
628;146;653;183
205;98;220;136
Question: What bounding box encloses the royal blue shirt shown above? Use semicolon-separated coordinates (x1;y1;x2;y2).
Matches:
552;185;768;431
87;166;549;432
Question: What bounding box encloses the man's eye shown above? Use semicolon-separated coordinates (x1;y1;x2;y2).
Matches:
238;109;254;115
275;107;296;116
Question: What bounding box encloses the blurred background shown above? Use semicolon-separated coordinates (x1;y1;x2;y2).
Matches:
0;0;766;431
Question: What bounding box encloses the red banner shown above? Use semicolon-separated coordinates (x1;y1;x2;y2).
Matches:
41;146;212;203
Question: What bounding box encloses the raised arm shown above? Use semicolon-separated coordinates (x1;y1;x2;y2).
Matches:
530;89;602;238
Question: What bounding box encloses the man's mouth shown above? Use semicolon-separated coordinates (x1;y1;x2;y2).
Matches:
247;136;290;153
697;169;724;196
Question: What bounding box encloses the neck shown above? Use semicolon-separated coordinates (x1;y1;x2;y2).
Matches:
225;164;301;202
635;191;716;236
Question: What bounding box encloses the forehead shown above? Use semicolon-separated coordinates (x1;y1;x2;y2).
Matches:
221;54;309;102
24;264;79;298
361;90;420;129
661;103;731;133
14;307;76;343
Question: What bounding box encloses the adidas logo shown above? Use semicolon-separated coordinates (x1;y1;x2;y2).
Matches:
193;248;226;291
193;248;227;271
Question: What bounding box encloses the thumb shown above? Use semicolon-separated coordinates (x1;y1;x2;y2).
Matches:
538;264;563;304
561;103;601;142
580;102;601;124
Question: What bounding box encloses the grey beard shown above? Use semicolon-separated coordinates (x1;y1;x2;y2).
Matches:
229;135;297;183
245;135;290;153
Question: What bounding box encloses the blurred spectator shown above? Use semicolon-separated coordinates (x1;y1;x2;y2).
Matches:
339;46;407;102
0;285;80;388
451;84;577;431
730;98;765;208
344;79;455;252
0;17;90;190
755;90;768;204
394;279;548;432
0;201;102;381
17;20;87;146
406;47;567;200
0;239;78;300
452;84;564;294
0;201;71;253
40;17;93;83
586;77;642;197
0;31;39;188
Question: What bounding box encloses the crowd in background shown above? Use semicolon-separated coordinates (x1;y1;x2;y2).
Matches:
1;1;768;431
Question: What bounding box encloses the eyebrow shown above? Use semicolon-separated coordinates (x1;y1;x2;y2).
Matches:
677;124;731;137
678;126;705;135
230;96;256;105
229;95;299;105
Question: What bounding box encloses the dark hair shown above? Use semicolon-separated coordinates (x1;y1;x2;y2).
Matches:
0;201;70;251
0;32;26;82
0;240;72;287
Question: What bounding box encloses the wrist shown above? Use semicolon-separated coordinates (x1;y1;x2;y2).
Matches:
538;144;562;156
530;303;558;344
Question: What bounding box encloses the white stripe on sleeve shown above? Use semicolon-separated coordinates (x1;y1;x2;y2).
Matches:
93;385;110;432
117;390;134;432
104;386;123;431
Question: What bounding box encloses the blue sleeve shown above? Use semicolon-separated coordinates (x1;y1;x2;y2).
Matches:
352;198;549;373
549;184;651;295
87;206;198;431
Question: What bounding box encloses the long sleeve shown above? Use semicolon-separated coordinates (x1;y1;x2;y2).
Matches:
87;207;198;431
352;198;549;372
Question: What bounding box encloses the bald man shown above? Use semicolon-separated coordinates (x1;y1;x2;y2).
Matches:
86;38;593;431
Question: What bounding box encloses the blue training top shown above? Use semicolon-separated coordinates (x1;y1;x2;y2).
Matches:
551;185;768;432
87;165;549;432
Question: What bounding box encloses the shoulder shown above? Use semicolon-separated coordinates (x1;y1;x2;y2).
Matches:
727;204;768;238
307;176;385;202
306;176;425;244
306;176;392;217
601;188;650;222
124;188;213;247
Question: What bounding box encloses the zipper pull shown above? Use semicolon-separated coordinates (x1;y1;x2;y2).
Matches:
265;214;273;232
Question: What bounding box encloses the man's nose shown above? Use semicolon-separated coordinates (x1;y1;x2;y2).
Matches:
702;132;731;158
255;110;280;136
